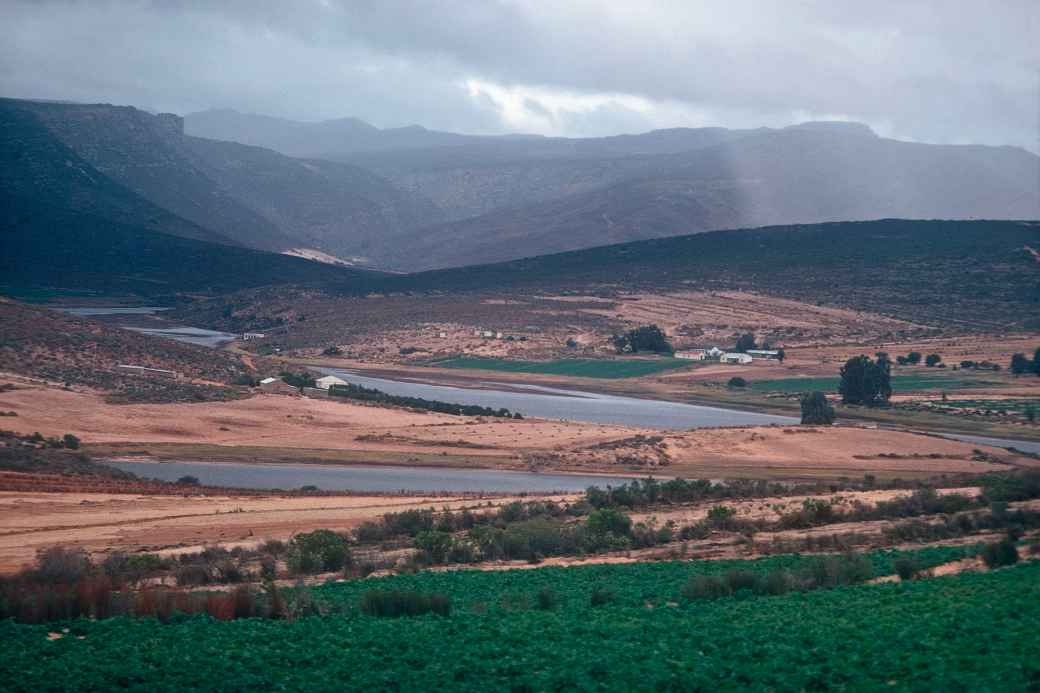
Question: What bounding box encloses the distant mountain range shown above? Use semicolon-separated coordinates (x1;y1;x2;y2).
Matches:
2;97;1038;284
187;108;1040;270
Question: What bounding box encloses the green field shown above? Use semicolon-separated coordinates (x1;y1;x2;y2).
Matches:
434;356;694;379
7;547;1039;691
749;373;1003;394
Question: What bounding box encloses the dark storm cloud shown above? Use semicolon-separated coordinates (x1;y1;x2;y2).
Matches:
1;0;1036;149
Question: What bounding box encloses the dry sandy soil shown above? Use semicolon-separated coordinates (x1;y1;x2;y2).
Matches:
1;380;1033;480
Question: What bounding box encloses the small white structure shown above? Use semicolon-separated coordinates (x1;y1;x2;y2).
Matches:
315;375;348;390
720;352;753;365
117;364;179;379
473;329;483;337
438;332;448;338
747;349;780;360
495;332;504;339
259;377;278;385
242;332;266;341
675;350;707;361
482;330;494;338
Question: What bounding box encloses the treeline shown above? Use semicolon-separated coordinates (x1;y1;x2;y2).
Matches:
327;383;521;418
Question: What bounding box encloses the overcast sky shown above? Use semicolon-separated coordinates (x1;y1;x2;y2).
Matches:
2;1;1037;150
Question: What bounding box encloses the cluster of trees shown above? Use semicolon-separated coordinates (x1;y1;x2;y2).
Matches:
279;371;316;388
328;383;521;418
839;354;891;406
1010;347;1040;375
894;351;943;367
610;324;672;354
681;553;875;601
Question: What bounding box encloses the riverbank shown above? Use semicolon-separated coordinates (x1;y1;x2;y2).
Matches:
289;356;1040;445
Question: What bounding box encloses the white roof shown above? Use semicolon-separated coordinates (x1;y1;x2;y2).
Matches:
316;375;348;386
259;377;279;384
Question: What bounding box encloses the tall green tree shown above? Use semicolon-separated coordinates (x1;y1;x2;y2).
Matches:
839;355;892;406
734;333;757;353
800;391;836;424
1010;353;1030;375
1033;347;1040;376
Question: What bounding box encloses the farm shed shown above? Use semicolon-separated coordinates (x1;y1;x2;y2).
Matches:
315;375;348;390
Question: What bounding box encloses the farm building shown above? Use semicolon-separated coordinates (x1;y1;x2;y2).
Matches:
747;349;781;360
675;350;706;361
116;364;179;379
315;375;348;390
259;377;297;394
720;353;753;365
241;332;266;341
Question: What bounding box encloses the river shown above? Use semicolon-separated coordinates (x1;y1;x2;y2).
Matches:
319;368;1040;454
59;306;237;347
102;460;639;493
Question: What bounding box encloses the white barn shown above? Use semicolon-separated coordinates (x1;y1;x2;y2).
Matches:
315;375;348;390
720;352;753;365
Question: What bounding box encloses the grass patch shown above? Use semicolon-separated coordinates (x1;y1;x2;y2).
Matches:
749;373;1002;394
433;356;693;379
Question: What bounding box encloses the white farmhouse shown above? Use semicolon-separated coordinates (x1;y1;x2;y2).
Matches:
720;352;753;365
315;375;348;390
674;350;707;361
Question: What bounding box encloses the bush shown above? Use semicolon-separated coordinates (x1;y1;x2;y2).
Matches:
727;376;748;389
800;391;835;424
359;590;451;617
894;556;920;581
286;530;351;575
61;433;80;450
682;574;730;600
535;587;559;611
589;586;616;607
981;538;1020;568
414;530;455;565
925;353;942;367
175;564;211;587
34;546;93;584
176;475;200;486
724;570;762;594
586;508;632;537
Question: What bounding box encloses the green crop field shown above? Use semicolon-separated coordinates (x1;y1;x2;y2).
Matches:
749;373;1002;394
6;546;1038;691
434;356;694;379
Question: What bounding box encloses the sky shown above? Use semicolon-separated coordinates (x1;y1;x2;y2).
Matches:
2;1;1037;150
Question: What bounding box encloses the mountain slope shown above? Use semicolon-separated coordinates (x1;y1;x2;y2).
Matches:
382;219;1040;330
7;99;442;263
185;109;479;157
0;99;228;246
0;101;384;297
401;126;1040;270
13;100;295;251
179;136;444;262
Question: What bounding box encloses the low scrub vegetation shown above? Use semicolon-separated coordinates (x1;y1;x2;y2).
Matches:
328;382;521;418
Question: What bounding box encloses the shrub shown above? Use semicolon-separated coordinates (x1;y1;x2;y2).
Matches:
61;433;80;450
682;574;730;600
414;530;455;565
724;570;762;594
589;586;616;607
894;556;920;581
586;508;632;537
800;391;835;424
359;590;451;617
925;353;942;367
286;530;351;575
176;475;200;486
175;564;211;587
535;587;559;611
727;377;748;389
981;538;1020;568
34;546;92;584
260;539;287;556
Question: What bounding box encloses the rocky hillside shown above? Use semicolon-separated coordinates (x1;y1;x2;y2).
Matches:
6;99;440;263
